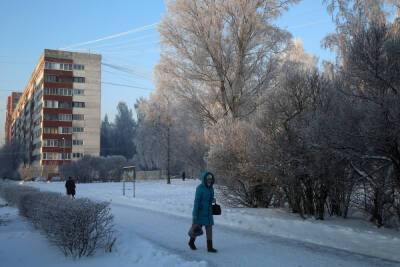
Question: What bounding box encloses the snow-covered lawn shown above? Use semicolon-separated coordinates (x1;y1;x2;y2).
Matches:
26;179;400;263
0;197;206;267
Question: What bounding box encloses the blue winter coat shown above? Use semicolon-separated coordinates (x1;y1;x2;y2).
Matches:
192;172;215;226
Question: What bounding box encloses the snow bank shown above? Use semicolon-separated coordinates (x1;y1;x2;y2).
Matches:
27;179;400;262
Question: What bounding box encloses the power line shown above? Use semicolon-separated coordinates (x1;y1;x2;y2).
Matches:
101;56;154;81
0;89;22;92
101;47;160;58
0;61;34;65
93;40;160;53
84;32;159;50
103;69;149;85
61;22;159;50
102;62;152;81
102;81;153;91
79;40;160;56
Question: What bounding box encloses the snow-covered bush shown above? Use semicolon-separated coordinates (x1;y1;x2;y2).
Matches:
208;119;280;208
0;182;39;208
59;155;126;183
0;182;116;257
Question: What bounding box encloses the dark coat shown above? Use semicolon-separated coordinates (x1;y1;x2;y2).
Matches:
65;179;76;195
192;172;214;226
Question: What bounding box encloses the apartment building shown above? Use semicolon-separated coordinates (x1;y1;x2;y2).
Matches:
5;92;22;144
11;49;101;176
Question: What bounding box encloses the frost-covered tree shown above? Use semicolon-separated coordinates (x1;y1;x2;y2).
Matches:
156;0;299;124
134;89;207;176
322;0;400;226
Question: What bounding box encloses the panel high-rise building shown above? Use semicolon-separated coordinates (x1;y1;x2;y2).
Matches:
10;49;101;177
5;92;22;144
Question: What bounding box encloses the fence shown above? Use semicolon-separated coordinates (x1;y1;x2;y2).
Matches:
136;170;167;180
135;170;193;180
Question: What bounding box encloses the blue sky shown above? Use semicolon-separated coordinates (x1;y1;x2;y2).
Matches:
0;0;336;145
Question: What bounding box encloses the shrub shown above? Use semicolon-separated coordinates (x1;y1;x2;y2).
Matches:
0;181;116;258
59;155;127;183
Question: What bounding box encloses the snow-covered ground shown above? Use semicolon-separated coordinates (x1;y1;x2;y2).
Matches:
0;197;206;267
24;179;400;264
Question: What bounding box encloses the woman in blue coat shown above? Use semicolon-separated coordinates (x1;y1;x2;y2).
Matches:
188;172;217;253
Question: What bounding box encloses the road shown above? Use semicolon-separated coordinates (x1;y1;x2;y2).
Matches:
110;202;399;267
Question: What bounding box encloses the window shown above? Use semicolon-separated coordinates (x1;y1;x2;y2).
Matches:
34;129;42;138
59;114;72;121
73;127;84;133
34;117;42;126
44;100;58;108
73;64;84;70
35;90;43;102
73;77;85;83
72;102;85;108
60;127;72;134
72;114;84;120
44;113;59;121
61;153;71;159
60;63;72;71
45;62;56;69
43;127;58;134
59;76;73;83
73;152;83;159
72;140;84;145
44;88;55;95
44;88;72;96
43;152;60;160
43;139;59;147
73;89;84;95
59;88;72;96
44;113;73;121
58;102;72;109
34;103;43;114
60;140;72;147
44;75;57;82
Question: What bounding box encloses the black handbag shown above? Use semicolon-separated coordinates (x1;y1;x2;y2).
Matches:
188;224;203;237
212;203;221;215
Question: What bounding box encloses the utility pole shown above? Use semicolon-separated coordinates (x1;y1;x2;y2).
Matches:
62;137;65;166
166;97;171;185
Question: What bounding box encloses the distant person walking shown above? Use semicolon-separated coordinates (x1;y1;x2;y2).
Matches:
182;171;186;181
188;172;218;253
65;176;76;199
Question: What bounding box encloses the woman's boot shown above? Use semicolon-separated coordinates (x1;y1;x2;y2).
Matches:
207;240;217;253
188;237;196;250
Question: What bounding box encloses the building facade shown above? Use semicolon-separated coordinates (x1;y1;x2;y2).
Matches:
5;92;22;144
11;49;101;176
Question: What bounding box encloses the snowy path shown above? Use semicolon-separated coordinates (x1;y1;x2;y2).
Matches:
110;202;399;267
25;180;400;265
